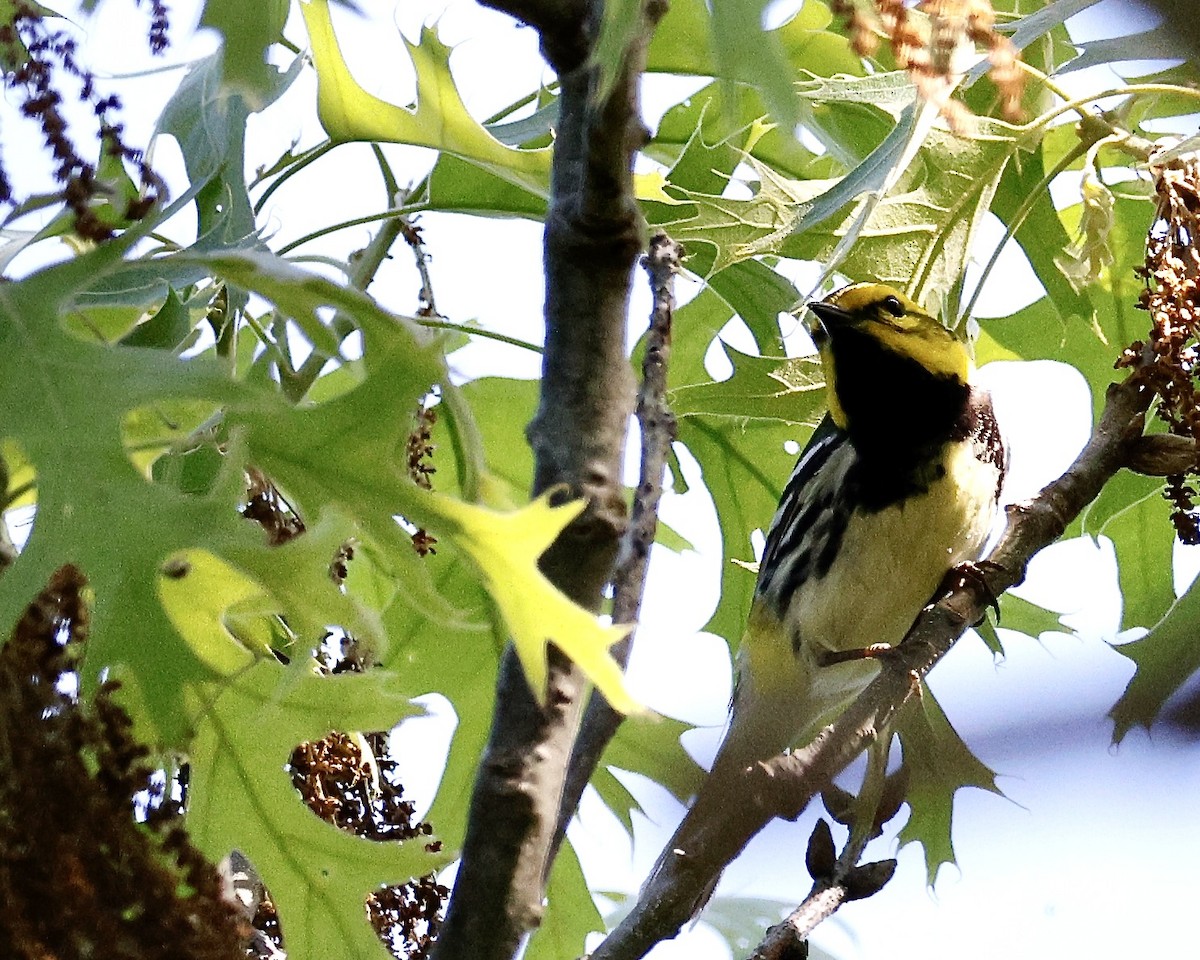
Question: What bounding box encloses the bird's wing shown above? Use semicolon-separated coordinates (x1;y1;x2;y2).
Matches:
755;415;855;615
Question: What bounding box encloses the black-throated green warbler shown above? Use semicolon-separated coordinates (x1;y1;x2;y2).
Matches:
649;281;1007;910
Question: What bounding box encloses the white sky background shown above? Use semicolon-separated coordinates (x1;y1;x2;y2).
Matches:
7;1;1200;958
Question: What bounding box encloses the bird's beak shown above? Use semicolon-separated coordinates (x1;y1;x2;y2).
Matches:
806;300;853;343
807;300;854;328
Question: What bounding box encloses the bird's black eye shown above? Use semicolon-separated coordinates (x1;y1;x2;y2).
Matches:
880;295;905;317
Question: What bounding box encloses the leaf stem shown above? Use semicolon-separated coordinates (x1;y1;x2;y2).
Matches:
417;318;542;353
1024;83;1200;143
275;204;428;255
960;138;1091;323
252;140;337;215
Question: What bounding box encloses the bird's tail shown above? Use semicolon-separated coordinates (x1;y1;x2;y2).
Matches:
639;684;796;919
637;643;843;918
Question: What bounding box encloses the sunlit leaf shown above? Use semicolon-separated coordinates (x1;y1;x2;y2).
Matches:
299;1;552;197
431;493;638;714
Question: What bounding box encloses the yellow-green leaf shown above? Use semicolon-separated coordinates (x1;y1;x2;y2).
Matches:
431;492;639;714
158;548;275;672
298;1;551;198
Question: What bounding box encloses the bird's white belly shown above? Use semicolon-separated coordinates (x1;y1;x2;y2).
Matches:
788;440;999;657
725;440;1001;764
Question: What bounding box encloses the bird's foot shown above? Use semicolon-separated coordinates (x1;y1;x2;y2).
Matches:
817;642;896;667
943;559;1003;625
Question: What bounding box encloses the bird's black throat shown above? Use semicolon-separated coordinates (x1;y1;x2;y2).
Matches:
830;326;984;511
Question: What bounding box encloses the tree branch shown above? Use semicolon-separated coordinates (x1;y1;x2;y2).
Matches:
550;233;682;863
1125;433;1197;476
431;4;667;960
590;372;1153;960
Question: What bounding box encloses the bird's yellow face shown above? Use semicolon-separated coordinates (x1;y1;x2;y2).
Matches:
807;283;972;429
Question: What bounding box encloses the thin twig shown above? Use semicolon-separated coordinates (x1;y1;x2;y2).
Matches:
284;148;409;403
591;371;1152;960
549;232;682;864
752;816;896;960
398;211;440;319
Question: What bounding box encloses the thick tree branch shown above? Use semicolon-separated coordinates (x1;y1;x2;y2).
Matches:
550;233;682;863
431;4;666;960
591;372;1154;960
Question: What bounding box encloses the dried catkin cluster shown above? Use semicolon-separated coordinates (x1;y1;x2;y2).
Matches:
0;2;166;239
831;0;1024;129
289;731;447;958
1121;149;1200;541
407;404;439;557
0;565;245;960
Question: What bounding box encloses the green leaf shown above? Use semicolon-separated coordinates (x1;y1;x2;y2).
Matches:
647;0;861;114
187;660;439;960
896;690;1001;884
158;548;279;671
299;3;552;198
653;520;695;554
661;158;837;275
423;154;548;220
1003;0;1101;49
988;139;1090;321
707;258;796;354
231;342;637;714
971;616;1004;657
200;0;289;105
596;712;704;832
785;117;1022;308
589;766;642;835
648;82;826;191
995;593;1065;640
154;48;297;252
709;0;800;132
661;104;1022;299
380;544;500;851
119;288;196;351
0;240;635;743
670;344;825;424
667;285;737;387
0;246;268;745
678;414;805;645
1063;19;1192;75
1110;578;1200;742
526;839;603;960
1097;484;1177;631
975;295;1114;418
